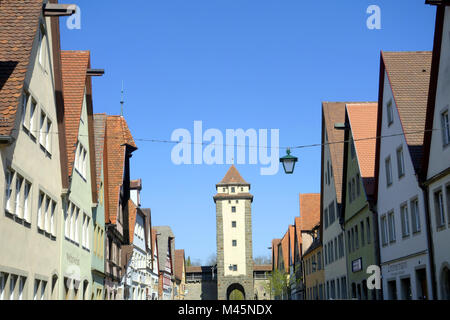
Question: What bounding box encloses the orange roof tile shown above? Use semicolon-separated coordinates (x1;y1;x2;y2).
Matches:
128;200;137;244
299;193;320;230
61;50;90;177
93;113;107;193
104;115;137;224
217;165;249;185
347;103;378;196
382;51;432;172
0;0;42;136
280;230;290;273
174;249;185;281
289;225;295;266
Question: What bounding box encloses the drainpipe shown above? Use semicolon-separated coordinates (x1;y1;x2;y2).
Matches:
369;202;383;300
419;182;438;300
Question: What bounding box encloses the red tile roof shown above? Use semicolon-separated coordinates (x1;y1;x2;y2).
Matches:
280;229;290;273
217;165;249;185
104;115;137;224
347;103;378;196
289;225;295;266
174;249;185;281
93;113;107;193
61;50;90;177
128;199;137;244
294;217;302;253
381;51;432;172
0;0;43;136
299;193;321;230
271;239;281;270
253;264;272;272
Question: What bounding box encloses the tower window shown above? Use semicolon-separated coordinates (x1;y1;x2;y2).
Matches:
232;221;236;228
232;240;237;247
231;187;235;193
231;206;236;213
233;265;237;271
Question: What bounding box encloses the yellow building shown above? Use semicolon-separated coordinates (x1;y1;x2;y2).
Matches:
303;236;325;300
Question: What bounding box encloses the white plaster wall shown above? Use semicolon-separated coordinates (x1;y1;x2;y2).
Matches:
377;71;433;298
221;194;247;276
427;7;450;179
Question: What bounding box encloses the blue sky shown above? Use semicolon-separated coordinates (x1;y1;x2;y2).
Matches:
60;0;436;264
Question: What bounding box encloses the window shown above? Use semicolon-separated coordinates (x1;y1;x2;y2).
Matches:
381;215;388;245
338;233;344;258
21;92;29;127
387;99;394;126
330;241;334;262
327;161;330;185
355;225;359;249
231;206;236;213
64;204;70;239
442;110;450;146
400;203;410;237
411;198;421;233
231;221;236;228
231;187;235;193
15;175;23;219
50;201;56;236
385;157;393;186
232;265;237;271
29;100;36;135
0;273;5;300
45;118;52;153
18;276;25;300
348;182;352;203
366;217;371;244
75;208;79;244
38;192;46;230
388;211;396;243
44;196;50;233
10;275;17;300
351;178;356;202
447;185;450;225
329;201;335;225
356;174;360;197
75;142;87;179
350;229;354;252
34;280;40;300
23;182;31;223
232;240;237;247
38;25;46;68
396;147;405;178
360;221;365;247
83;214;90;250
434;189;446;227
5;169;14;214
39;111;46;147
324;208;329;229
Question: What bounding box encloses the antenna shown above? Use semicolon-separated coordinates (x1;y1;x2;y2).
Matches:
120;81;124;116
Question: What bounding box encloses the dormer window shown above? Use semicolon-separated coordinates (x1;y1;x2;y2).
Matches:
38;24;47;72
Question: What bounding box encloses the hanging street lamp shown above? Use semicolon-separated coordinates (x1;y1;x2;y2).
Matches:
280;148;298;174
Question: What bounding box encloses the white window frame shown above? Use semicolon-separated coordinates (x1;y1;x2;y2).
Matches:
21;92;29;128
396;146;405;178
15;175;23;219
400;203;410;237
435;189;445;227
411;198;421;233
37;192;44;230
388;211;396;243
23;181;31;223
18;277;25;300
0;273;5;300
385;156;393;187
10;275;16;300
5;169;14;214
29;99;36;136
50;201;56;236
74;208;79;244
39;111;46;147
45;118;52;154
441;109;450;146
44;196;50;233
381;215;388;246
34;279;40;300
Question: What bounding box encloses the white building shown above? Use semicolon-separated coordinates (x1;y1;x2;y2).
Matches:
0;1;73;300
321;102;349;299
149;228;159;300
421;3;450;300
375;51;434;300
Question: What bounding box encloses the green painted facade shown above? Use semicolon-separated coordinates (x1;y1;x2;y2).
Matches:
91;163;105;300
58;91;95;299
343;135;378;300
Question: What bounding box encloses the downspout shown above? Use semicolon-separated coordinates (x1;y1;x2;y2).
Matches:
368;201;383;300
419;182;437;300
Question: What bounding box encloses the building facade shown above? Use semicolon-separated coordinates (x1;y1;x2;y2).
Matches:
214;165;254;300
422;2;450;300
154;226;175;300
342;103;382;300
375;51;434;300
0;0;69;300
321;102;349;300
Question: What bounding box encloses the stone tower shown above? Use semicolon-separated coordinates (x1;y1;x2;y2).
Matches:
214;165;254;300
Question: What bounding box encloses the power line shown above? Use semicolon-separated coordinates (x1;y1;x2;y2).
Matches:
11;127;442;151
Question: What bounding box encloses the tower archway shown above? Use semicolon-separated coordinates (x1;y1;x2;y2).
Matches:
227;283;246;300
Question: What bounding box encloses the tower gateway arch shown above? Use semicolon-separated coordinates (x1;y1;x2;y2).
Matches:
213;165;254;300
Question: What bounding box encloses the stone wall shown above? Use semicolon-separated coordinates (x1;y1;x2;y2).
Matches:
185;280;218;300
